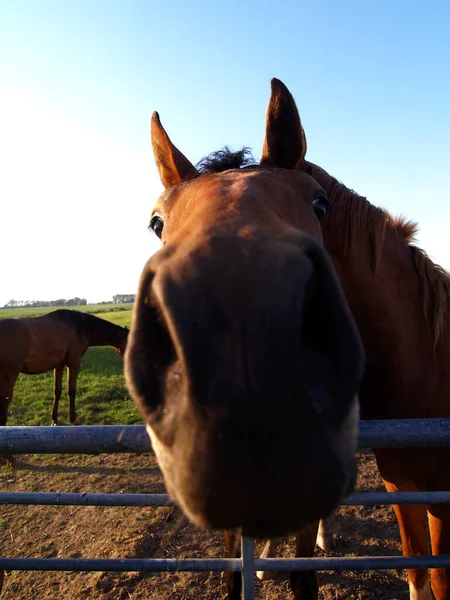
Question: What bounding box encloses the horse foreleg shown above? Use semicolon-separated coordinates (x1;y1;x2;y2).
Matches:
223;529;242;600
67;362;80;424
427;504;450;600
257;537;282;580
382;480;431;600
290;520;320;600
51;365;64;425
315;518;336;552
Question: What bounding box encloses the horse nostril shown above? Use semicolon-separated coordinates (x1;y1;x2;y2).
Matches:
125;269;179;416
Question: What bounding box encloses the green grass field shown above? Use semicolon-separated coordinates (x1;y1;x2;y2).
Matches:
0;303;132;320
0;304;140;426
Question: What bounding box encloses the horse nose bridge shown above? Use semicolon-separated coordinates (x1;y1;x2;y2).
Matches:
149;233;325;382
145;232;347;361
155;231;322;308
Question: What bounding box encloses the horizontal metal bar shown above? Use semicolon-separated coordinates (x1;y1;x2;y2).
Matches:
345;491;450;505
0;425;151;454
0;557;241;572
2;490;450;507
255;555;450;571
0;492;174;506
359;418;450;448
2;419;450;455
2;555;450;574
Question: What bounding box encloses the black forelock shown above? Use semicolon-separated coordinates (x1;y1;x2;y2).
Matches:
196;146;257;174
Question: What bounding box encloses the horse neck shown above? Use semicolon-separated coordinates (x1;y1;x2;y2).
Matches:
84;319;122;350
307;161;450;416
326;224;433;346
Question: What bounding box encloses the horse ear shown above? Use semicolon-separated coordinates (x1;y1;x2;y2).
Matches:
260;78;307;170
151;112;200;189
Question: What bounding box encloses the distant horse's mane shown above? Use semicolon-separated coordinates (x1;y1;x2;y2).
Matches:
304;161;450;345
196;146;450;345
52;309;125;338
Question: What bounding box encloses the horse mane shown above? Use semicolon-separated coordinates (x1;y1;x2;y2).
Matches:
303;161;419;267
51;309;86;336
304;161;450;345
196;147;256;173
52;309;125;338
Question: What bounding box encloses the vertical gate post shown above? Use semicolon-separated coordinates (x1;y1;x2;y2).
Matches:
241;537;255;600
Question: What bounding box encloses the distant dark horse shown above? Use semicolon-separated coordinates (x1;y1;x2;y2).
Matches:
125;83;364;599
0;309;128;428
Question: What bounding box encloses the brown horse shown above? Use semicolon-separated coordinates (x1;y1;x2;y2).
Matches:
0;309;129;427
124;92;365;599
248;78;450;600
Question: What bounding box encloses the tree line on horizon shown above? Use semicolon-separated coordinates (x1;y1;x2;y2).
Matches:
3;294;135;309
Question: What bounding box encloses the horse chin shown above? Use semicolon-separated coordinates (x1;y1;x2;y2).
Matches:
144;388;359;540
145;424;172;482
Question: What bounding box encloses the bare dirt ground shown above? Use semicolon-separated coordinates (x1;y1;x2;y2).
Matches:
0;450;409;599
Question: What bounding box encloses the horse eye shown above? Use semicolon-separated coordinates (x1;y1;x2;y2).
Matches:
312;196;330;220
150;215;164;239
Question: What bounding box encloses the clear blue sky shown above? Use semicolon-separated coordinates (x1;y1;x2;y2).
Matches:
1;0;449;305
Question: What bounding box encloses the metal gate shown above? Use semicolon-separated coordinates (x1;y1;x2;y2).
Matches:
2;419;450;599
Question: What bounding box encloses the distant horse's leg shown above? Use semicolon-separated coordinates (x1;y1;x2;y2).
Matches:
223;529;241;600
315;518;336;552
0;376;15;427
51;365;64;425
382;480;431;600
0;376;17;466
290;520;320;600
256;519;333;584
427;504;450;599
0;396;9;427
257;537;282;580
67;362;80;424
